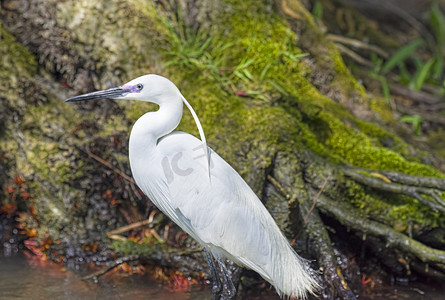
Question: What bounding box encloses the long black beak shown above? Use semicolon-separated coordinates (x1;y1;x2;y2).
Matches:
65;87;132;102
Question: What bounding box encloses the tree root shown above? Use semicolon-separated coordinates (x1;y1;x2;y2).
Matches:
390;84;442;106
341;167;445;212
378;170;445;190
313;189;445;270
334;43;374;67
327;34;388;58
410;260;445;281
299;186;357;300
268;151;445;298
267;161;357;299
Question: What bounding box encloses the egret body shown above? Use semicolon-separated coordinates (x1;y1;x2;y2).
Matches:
66;74;318;299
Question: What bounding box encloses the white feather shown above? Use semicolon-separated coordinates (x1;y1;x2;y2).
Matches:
111;74;317;298
130;130;317;298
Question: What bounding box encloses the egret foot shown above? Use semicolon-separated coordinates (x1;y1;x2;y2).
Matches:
204;248;223;298
217;258;237;299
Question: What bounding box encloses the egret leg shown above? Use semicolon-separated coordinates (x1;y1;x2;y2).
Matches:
204;248;222;297
217;257;237;299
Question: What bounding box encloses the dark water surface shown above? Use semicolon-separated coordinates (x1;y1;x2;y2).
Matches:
0;254;211;300
360;282;445;300
1;254;444;300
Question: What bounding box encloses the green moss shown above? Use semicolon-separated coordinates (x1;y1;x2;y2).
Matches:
354;119;407;154
0;23;90;242
323;115;439;175
0;22;38;77
1;0;442;264
342;179;443;232
327;43;368;98
427;128;445;160
147;0;445;232
369;97;396;123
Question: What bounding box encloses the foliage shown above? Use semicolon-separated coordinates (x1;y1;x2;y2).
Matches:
399;115;424;136
162;8;307;102
429;2;445;80
312;1;323;19
368;53;392;105
380;40;423;75
378;4;445;92
363;3;445;136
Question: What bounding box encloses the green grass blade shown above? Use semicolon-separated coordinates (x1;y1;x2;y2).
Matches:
381;76;391;101
259;62;272;82
414;58;435;90
432;55;444;80
312;1;323;19
197;40;211;55
430;3;445;48
243;69;254;81
369;71;391;103
400;115;423;136
234;70;247;81
291;53;309;60
381;39;423;75
238;58;255;69
267;80;288;95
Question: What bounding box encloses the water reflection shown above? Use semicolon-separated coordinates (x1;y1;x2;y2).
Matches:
0;254;210;300
1;253;443;299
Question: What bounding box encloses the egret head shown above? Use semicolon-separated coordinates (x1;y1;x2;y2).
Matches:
65;74;180;105
65;74;209;164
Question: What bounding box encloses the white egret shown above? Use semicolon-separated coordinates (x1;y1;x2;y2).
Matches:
66;74;318;299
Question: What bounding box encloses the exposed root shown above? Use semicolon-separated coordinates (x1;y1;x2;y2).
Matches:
268;172;356;299
378;170;445;190
334;43;374;67
300;186;357;300
410;260;445;281
268;151;445;298
390;85;442;106
304;177;329;225
341;167;445;212
327;34;388;58
314;189;445;270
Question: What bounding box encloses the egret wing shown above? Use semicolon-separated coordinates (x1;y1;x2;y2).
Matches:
151;132;281;277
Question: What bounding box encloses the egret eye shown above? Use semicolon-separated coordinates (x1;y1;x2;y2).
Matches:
136;83;144;90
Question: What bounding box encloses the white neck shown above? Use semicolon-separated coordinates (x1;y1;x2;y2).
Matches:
129;96;183;158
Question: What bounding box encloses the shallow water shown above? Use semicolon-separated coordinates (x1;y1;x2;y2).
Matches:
1;253;444;300
360;281;445;300
0;254;211;300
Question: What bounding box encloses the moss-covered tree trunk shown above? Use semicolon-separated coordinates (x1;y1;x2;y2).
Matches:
1;0;445;298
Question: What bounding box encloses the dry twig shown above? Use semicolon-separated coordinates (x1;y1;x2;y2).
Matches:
328;34;388;58
85;150;135;183
334;43;374;67
81;255;140;280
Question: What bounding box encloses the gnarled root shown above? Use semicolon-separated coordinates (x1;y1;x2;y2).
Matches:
341;167;445;213
300;187;357;300
268;150;445;298
314;190;445;271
